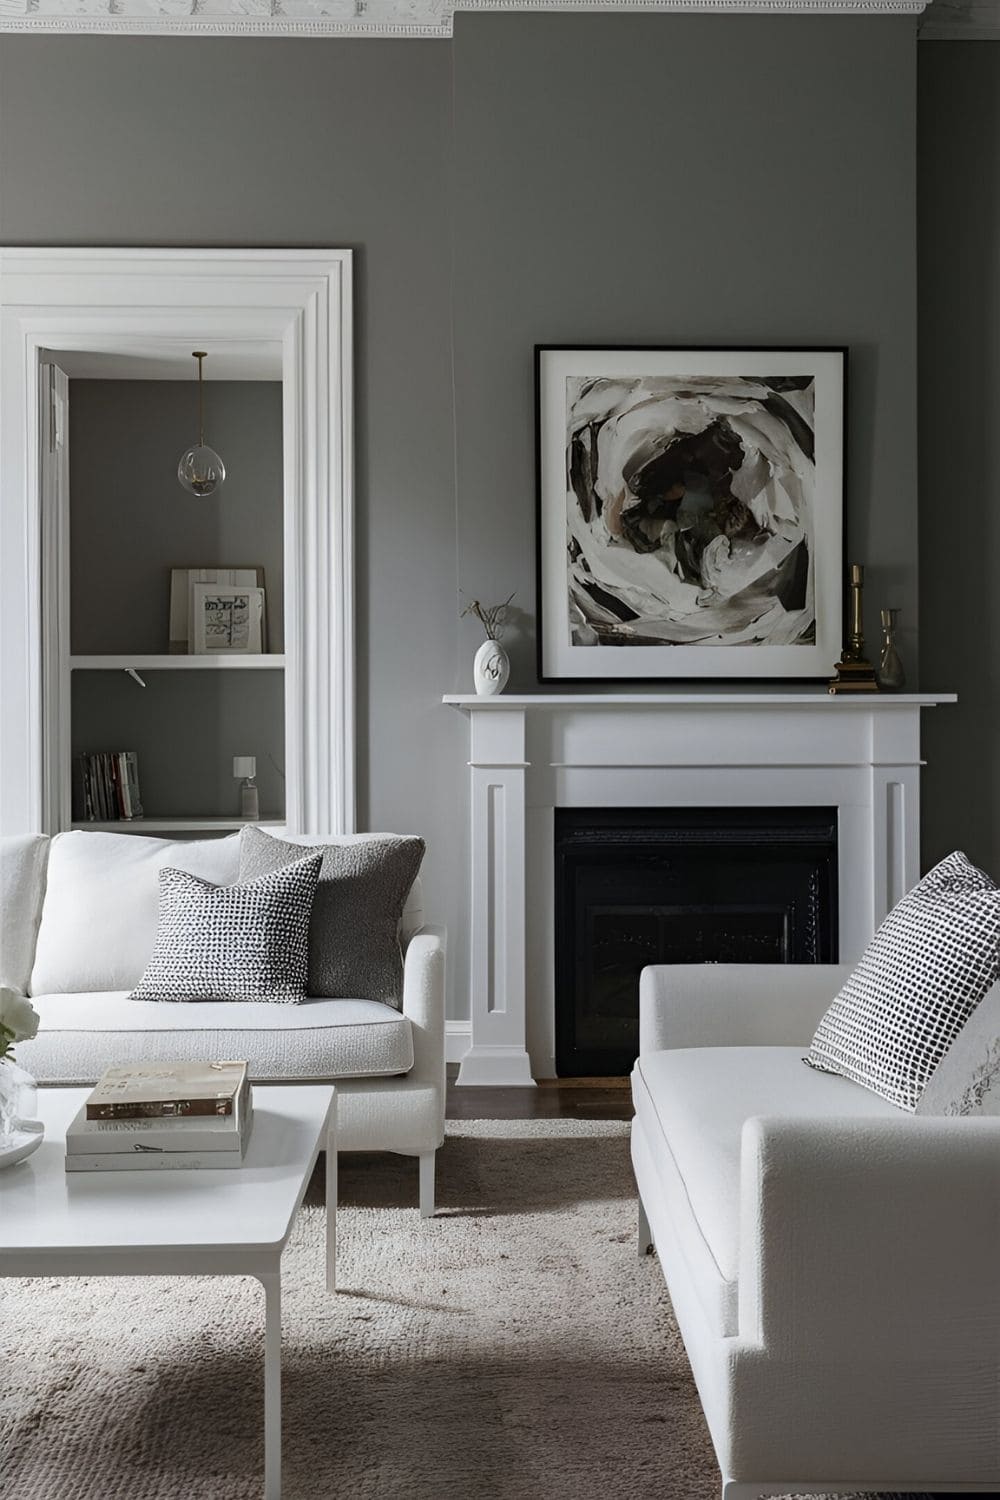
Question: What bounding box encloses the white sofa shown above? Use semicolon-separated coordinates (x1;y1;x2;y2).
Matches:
1;829;445;1216
631;962;1000;1499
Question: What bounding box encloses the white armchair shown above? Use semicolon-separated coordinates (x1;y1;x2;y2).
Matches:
632;963;1000;1498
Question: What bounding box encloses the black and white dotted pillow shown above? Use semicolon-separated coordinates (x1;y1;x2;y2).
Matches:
806;851;1000;1111
130;853;322;1005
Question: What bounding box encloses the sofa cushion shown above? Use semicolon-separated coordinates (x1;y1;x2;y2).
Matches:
30;831;242;996
18;991;414;1085
262;829;425;941
633;1046;898;1335
240;826;425;1007
806;851;1000;1111
130;856;321;1005
917;980;1000;1117
0;834;49;994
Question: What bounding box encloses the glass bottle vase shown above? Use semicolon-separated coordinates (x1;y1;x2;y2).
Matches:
878;608;905;692
0;1060;38;1144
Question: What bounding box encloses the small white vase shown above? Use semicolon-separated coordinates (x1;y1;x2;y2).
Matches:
473;639;510;696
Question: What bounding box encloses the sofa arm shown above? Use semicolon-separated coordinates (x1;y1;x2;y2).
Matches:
401;925;446;1094
738;1113;1000;1354
639;963;854;1054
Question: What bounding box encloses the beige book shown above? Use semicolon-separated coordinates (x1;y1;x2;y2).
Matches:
86;1061;249;1121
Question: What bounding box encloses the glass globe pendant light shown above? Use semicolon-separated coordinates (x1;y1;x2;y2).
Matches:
177;351;226;496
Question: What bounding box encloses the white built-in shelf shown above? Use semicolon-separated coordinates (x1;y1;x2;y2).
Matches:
70;655;285;671
71;816;285;833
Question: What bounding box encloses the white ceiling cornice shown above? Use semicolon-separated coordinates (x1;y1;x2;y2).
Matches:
919;0;1000;38
0;0;929;41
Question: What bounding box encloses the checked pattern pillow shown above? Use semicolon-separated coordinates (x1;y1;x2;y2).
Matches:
805;851;1000;1111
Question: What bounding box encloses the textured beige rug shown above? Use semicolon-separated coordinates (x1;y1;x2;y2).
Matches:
1;1120;936;1500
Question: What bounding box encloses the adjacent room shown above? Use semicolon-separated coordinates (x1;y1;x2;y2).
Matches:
1;3;998;1497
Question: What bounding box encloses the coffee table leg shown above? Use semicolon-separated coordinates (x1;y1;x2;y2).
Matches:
262;1271;281;1500
326;1091;337;1294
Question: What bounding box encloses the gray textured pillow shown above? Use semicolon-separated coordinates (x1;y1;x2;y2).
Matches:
130;853;322;1005
239;827;425;1006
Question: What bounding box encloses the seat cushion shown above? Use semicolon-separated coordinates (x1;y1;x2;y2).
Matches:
18;992;414;1085
633;1046;898;1335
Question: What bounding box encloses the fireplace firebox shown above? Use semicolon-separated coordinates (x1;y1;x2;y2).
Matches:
554;807;838;1076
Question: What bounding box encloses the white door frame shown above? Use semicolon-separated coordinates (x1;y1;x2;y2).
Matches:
0;248;355;836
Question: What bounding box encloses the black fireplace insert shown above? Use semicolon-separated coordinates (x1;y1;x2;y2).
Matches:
554;807;838;1076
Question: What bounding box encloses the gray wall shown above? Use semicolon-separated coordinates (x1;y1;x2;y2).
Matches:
0;34;465;1002
72;670;286;821
69;380;287;819
0;19;921;1017
919;43;1000;875
452;17;919;688
70;380;284;654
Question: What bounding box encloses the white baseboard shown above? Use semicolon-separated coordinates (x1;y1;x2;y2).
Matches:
445;1020;471;1065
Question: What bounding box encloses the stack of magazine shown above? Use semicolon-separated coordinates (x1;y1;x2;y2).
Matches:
65;1061;253;1172
73;751;143;822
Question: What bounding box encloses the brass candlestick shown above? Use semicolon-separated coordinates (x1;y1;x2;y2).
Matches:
828;563;879;694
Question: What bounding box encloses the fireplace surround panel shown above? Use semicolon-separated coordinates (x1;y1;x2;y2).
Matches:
445;692;953;1085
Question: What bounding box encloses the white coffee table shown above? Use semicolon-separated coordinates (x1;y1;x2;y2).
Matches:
0;1083;337;1500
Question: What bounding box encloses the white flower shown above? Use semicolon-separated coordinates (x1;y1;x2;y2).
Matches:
0;987;40;1046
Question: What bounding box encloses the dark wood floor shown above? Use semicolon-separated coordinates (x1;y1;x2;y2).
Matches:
446;1075;633;1120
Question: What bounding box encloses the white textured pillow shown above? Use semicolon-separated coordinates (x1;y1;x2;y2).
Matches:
1;834;50;994
916;982;1000;1117
29;831;241;995
806;851;1000;1112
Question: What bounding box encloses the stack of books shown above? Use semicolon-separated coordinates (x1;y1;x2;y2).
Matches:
73;750;143;822
65;1061;252;1172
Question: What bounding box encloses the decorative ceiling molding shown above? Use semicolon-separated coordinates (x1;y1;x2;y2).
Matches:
919;0;1000;38
0;0;928;40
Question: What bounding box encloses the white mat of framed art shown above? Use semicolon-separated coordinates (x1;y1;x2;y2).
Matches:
536;344;845;683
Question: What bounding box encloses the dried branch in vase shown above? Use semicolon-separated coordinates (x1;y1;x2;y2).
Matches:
460;592;515;642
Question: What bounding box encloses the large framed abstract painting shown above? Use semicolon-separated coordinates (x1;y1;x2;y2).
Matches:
536;346;846;682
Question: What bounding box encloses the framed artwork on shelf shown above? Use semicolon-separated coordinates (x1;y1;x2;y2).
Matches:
190;584;266;656
536;345;846;683
169;567;268;654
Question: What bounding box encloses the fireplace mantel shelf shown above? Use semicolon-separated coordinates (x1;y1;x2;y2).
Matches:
444;692;955;711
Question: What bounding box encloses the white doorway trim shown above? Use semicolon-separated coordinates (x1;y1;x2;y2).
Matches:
0;247;355;836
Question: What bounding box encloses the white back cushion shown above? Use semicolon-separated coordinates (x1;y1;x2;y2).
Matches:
30;831;240;995
260;830;425;940
1;834;51;993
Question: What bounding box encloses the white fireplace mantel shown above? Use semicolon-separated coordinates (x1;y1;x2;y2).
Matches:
444;691;956;1085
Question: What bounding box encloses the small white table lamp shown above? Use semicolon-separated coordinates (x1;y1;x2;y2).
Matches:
233;756;259;821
